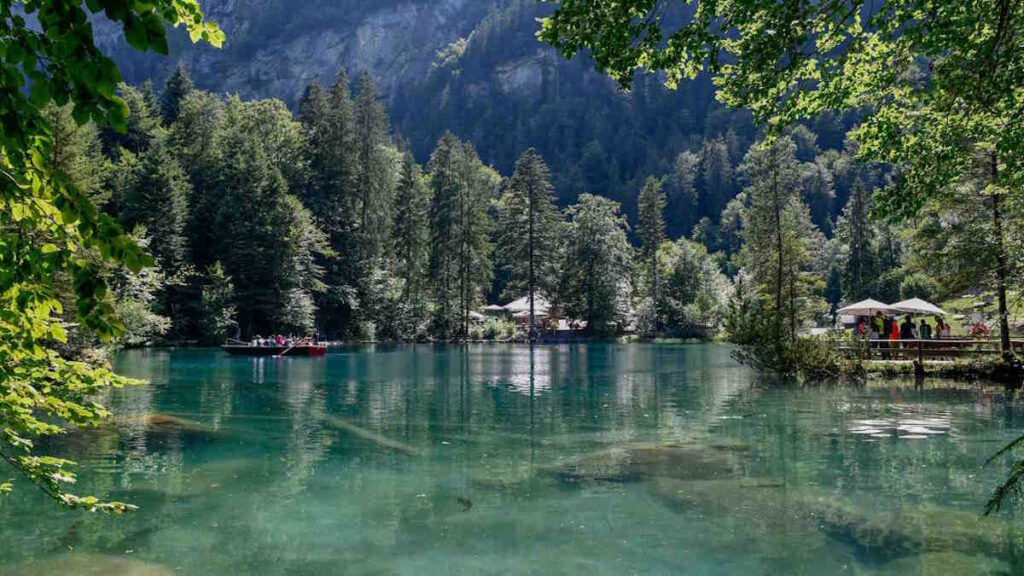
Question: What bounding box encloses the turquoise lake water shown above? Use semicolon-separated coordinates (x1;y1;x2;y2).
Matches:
1;343;1023;575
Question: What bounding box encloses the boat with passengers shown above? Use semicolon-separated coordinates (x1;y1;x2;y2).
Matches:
221;336;327;357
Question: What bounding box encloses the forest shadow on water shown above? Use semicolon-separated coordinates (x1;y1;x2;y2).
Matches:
1;343;1023;575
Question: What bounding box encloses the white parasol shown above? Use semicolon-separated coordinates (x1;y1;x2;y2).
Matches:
891;298;947;316
836;299;894;316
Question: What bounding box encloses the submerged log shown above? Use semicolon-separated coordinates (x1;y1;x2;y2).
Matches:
0;553;176;576
540;442;737;485
875;552;1009;576
321;415;422;457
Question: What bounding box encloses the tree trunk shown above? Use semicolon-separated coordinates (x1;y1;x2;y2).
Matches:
772;147;784;359
528;179;536;342
990;151;1013;358
651;250;658;336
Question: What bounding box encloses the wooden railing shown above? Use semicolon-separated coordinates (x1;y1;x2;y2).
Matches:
836;338;1024;361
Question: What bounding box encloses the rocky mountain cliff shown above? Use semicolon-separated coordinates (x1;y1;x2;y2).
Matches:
96;0;491;104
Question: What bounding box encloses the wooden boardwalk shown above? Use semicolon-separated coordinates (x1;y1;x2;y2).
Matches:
837;338;1024;361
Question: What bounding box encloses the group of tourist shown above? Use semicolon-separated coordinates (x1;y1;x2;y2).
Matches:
855;312;951;340
250;334;319;347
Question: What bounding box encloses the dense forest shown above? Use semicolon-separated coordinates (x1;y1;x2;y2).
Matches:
53;56;1008;350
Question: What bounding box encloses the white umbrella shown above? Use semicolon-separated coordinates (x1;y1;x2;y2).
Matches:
891;298;947;316
836;299;894;316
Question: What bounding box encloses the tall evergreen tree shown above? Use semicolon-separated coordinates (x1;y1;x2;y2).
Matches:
739;137;819;367
213;121;318;336
121;139;192;272
427;132;496;338
300;73;361;336
697;138;734;220
455;141;497;337
637;176;666;333
42;104;107;205
393;151;430;303
197;262;237;344
100;84;161;158
835;182;878;303
428;133;461;337
353;72;394;262
666;150;699;238
169;90;226;267
160;62;194;125
561;194;633;335
496;148;563;337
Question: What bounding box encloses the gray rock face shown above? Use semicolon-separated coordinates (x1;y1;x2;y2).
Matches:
94;0;492;104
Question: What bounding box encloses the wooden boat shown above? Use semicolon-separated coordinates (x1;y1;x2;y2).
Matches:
221;343;327;357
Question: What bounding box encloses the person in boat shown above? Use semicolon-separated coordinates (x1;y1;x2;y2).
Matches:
251;335;260;347
276;334;285;346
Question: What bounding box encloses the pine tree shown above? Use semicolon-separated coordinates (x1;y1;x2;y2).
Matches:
738;137;820;368
496;148;563;338
353;71;393;263
393;151;430;302
43;104;107;205
428;132;462;338
300;73;361;336
168;90;225;267
160;62;194;125
198;262;237;344
121;138;191;272
561;194;633;335
836;182;877;302
697;137;734;219
427;132;496;338
666;150;699;238
637;176;666;334
101;84;161;158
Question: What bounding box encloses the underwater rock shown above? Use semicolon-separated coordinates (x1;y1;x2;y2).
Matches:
112;458;266;499
648;477;1024;563
113;413;211;434
541;442;737;485
0;553;176;576
801;494;1024;558
874;552;1010;576
647;477;791;528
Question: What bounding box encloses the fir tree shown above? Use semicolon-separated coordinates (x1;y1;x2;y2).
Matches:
160;62;194;125
697;138;734;220
561;194;633;335
637;176;666;333
393;151;430;303
738;137;820;369
496;148;563;337
835;182;877;303
121;138;192;272
428;132;463;338
427;132;496;338
353;71;393;262
198;262;237;344
101;84;161;158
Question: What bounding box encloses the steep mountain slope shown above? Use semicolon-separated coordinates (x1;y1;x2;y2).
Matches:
99;0;860;237
95;0;491;104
